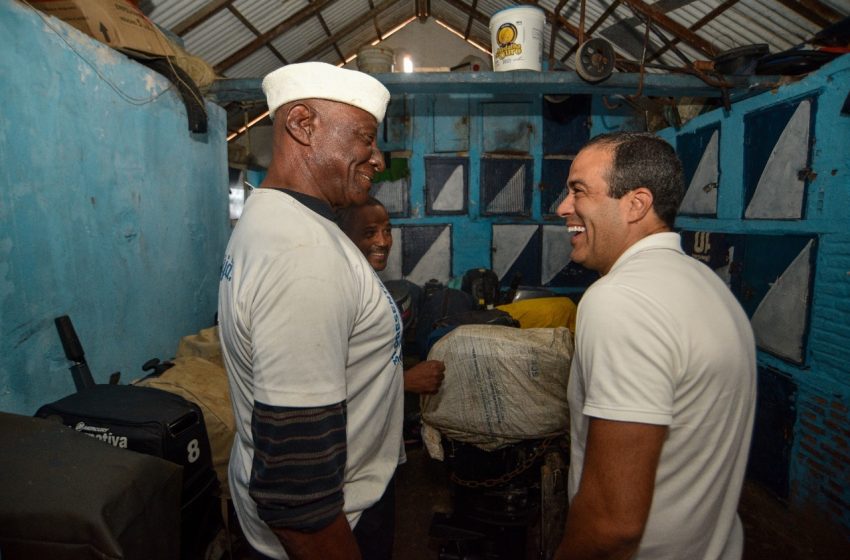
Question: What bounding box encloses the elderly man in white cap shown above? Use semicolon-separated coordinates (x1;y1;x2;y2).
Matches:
218;62;402;560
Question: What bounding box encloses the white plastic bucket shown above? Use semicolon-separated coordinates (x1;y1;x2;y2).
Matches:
357;46;395;73
490;6;545;71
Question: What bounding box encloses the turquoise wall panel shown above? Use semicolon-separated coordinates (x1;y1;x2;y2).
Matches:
671;54;850;533
0;3;230;414
375;91;591;290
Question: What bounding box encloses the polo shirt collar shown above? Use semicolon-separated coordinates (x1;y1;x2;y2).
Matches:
608;232;683;274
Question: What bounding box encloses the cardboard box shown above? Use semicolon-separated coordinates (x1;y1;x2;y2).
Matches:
30;0;176;58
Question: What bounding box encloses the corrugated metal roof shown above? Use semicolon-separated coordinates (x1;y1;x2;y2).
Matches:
233;0;310;35
181;9;256;67
147;0;850;78
147;0;209;29
141;0;849;131
224;46;282;79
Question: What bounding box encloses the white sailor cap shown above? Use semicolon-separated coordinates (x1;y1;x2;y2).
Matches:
262;62;391;123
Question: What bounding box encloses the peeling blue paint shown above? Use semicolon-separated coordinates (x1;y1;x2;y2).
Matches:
0;3;230;414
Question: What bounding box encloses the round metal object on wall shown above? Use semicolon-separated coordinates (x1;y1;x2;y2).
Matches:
575;38;615;83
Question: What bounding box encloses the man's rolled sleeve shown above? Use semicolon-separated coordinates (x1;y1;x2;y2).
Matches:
249;400;347;532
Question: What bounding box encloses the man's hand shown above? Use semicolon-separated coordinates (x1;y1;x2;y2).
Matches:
555;418;667;560
273;511;361;560
403;360;446;394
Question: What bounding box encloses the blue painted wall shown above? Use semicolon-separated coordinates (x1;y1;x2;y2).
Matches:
0;2;230;414
659;55;850;533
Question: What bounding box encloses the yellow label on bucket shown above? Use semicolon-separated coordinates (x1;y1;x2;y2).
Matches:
495;44;523;61
497;23;517;46
495;23;523;61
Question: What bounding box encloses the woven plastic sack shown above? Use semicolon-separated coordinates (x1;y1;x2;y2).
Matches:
421;325;572;454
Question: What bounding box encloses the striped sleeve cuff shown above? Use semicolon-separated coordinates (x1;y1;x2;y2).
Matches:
249;400;347;532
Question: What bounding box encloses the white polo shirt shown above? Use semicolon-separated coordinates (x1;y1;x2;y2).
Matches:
569;232;756;560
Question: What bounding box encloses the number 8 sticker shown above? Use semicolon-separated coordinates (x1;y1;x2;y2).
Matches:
187;438;200;463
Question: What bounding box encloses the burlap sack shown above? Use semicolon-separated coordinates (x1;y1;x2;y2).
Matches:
136;356;234;498
175;326;224;368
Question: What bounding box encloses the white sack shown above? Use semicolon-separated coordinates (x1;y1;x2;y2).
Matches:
421;325;572;455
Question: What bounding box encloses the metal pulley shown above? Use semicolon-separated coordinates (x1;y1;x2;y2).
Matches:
575;38;616;83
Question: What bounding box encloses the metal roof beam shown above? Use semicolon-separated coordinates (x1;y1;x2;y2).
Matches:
214;0;338;73
620;0;719;58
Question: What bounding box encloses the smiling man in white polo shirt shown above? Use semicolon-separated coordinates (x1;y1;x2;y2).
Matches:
554;132;756;560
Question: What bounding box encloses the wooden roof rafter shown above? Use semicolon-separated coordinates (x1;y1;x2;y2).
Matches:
548;0;569;62
560;0;623;63
225;3;288;65
295;0;401;63
463;0;478;40
173;0;231;36
309;0;346;64
620;0;720;58
214;0;339;74
646;0;739;64
775;0;843;27
366;0;385;41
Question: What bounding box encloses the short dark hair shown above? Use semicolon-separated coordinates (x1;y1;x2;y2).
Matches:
583;132;684;228
335;196;386;234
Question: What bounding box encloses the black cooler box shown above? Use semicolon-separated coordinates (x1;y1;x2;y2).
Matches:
36;384;221;560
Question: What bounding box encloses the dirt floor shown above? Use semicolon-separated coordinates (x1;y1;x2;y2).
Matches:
393;445;850;560
224;441;849;559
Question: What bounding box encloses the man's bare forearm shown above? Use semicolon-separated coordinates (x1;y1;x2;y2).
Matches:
272;511;361;560
554;495;642;560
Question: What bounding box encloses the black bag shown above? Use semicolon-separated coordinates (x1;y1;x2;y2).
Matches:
461;268;501;309
415;286;476;358
36;384;220;560
433;308;520;330
425;309;520;357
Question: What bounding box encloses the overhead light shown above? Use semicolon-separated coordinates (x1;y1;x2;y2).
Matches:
416;0;430;21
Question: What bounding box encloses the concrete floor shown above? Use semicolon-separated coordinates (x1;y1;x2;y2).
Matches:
393;444;850;560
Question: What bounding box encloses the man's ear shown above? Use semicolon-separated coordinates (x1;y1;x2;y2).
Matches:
627;187;654;223
283;103;314;146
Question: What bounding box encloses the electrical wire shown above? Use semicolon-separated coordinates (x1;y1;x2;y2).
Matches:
21;0;205;115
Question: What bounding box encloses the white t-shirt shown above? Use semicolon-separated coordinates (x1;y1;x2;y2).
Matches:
218;188;404;559
569;232;756;560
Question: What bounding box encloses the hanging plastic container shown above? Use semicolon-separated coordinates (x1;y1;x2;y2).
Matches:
357;46;395;73
489;6;546;71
